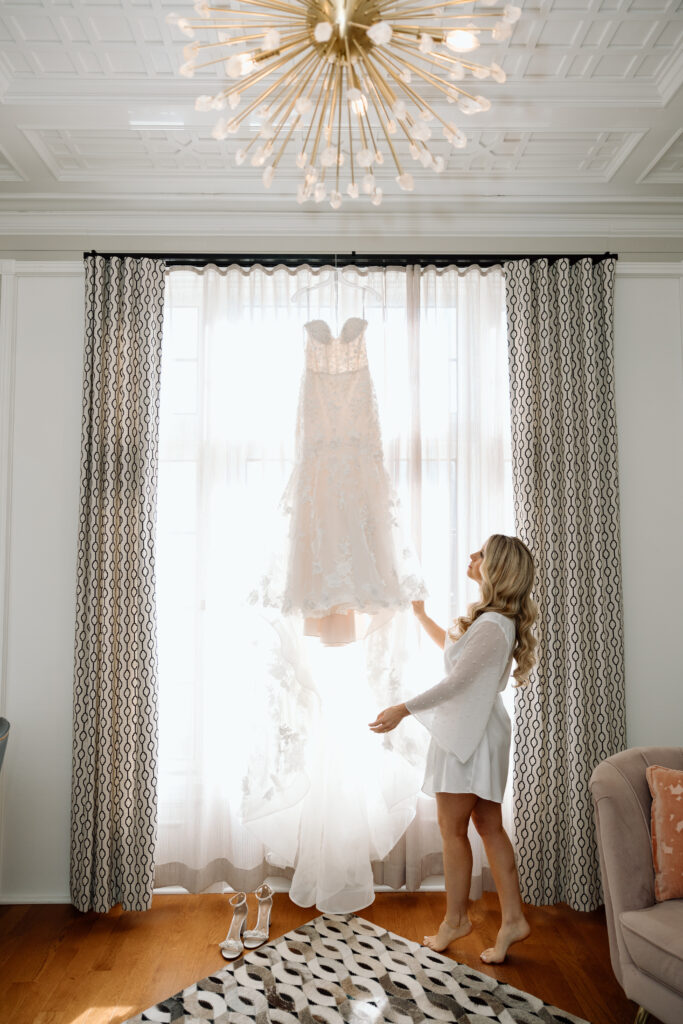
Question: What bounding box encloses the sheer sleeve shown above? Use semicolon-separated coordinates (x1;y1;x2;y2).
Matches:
405;619;513;763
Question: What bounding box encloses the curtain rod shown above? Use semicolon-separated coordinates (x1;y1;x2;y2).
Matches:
85;250;617;269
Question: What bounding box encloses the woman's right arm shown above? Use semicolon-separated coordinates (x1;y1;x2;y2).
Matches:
412;601;446;650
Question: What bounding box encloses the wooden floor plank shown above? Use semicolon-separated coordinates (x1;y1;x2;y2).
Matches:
0;892;662;1024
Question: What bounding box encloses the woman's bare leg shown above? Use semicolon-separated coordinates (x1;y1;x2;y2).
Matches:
424;792;479;952
471;798;530;963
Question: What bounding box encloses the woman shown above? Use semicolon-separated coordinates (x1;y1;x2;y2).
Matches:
368;534;538;964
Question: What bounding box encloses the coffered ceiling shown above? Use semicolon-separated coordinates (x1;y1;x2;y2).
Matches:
0;0;682;254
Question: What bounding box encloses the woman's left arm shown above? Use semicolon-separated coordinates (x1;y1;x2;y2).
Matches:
369;620;510;735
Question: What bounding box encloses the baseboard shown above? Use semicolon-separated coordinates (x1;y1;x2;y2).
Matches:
0;891;71;904
0;876;449;906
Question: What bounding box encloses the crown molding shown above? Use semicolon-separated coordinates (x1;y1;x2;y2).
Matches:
637;127;683;185
0;210;682;240
615;261;683;277
0;76;668;109
0;260;83;275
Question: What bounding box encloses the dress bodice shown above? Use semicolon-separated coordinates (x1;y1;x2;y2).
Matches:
305;317;368;374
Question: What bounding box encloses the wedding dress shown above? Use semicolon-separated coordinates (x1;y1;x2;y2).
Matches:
276;316;426;644
241;315;429;911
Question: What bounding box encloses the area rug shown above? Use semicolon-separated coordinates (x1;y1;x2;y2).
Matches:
124;912;590;1023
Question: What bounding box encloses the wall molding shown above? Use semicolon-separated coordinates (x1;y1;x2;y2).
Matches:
615;261;683;277
0;260;17;894
1;211;682;241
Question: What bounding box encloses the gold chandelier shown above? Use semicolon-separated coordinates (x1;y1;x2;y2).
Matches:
168;0;520;206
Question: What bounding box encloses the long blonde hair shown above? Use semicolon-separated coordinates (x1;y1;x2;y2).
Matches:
450;534;539;687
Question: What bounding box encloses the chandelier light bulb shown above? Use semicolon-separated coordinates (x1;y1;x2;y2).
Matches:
445;30;480;53
177;0;516;202
503;5;522;23
347;88;368;115
367;22;393;46
314;21;333;43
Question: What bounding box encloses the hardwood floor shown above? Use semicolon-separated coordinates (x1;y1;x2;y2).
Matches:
0;891;661;1024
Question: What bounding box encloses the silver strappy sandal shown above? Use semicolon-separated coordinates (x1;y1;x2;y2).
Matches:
243;883;273;949
219;890;248;959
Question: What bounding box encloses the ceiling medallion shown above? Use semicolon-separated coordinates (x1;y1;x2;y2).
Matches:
169;0;520;206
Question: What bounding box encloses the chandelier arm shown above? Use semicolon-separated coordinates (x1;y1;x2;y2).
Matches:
216;37;313;105
352;46;405;177
309;63;337;171
185;30;308;76
326;62;342;146
359;57;425;160
207;0;308;16
223;45;314;131
187;15;307;29
346;90;355;191
300;54;335;157
381;0;504;16
271;112;302;170
367;47;462;136
265;49;321;122
344;36;370;154
388;39;486;104
351;61;382;161
385;11;506;21
335;63;343;196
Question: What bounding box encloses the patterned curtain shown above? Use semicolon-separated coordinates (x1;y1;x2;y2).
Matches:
504;257;627;912
70;254;166;913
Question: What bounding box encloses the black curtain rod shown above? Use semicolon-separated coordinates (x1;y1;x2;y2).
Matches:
85;250;617;269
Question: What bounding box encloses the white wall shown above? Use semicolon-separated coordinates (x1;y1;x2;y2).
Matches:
0;262;84;902
0;259;681;903
614;265;683;748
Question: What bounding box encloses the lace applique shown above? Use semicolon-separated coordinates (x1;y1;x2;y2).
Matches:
254;321;426;630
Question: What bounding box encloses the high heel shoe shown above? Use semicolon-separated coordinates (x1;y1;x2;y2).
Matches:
243;883;273;949
219;891;248;960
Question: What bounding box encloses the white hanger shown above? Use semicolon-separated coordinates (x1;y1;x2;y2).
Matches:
290;256;384;307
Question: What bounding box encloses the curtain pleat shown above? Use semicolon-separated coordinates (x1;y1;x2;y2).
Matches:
70;254;166;913
504;257;626;912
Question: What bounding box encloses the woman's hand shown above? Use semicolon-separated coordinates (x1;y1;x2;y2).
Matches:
368;703;410;734
412;600;425;619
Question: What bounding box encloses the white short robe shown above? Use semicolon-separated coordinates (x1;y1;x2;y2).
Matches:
405;611;516;802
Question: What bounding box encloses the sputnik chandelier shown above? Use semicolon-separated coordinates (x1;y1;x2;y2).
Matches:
168;0;520;206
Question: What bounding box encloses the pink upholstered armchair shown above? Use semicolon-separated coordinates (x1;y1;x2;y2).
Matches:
589;747;683;1024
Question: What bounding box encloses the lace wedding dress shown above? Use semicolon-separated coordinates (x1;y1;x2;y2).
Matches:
272;316;426;643
242;316;429;911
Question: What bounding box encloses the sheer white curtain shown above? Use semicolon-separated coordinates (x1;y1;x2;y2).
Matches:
154;263;513;908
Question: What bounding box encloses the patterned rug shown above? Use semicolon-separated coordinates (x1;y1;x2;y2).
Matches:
124;912;590;1023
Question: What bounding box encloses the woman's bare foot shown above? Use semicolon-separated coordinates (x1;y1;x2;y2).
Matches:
423;917;472;952
479;917;530;963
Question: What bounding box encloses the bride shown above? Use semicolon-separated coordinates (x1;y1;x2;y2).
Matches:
369;533;538;964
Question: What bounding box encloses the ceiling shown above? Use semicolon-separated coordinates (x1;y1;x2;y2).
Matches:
0;0;682;256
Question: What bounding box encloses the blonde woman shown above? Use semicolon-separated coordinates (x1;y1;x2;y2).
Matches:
369;534;538;964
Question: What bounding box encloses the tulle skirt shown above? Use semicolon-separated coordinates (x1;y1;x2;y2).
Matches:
422;694;511;803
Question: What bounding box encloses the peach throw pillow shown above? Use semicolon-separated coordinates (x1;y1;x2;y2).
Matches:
646;764;683;902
